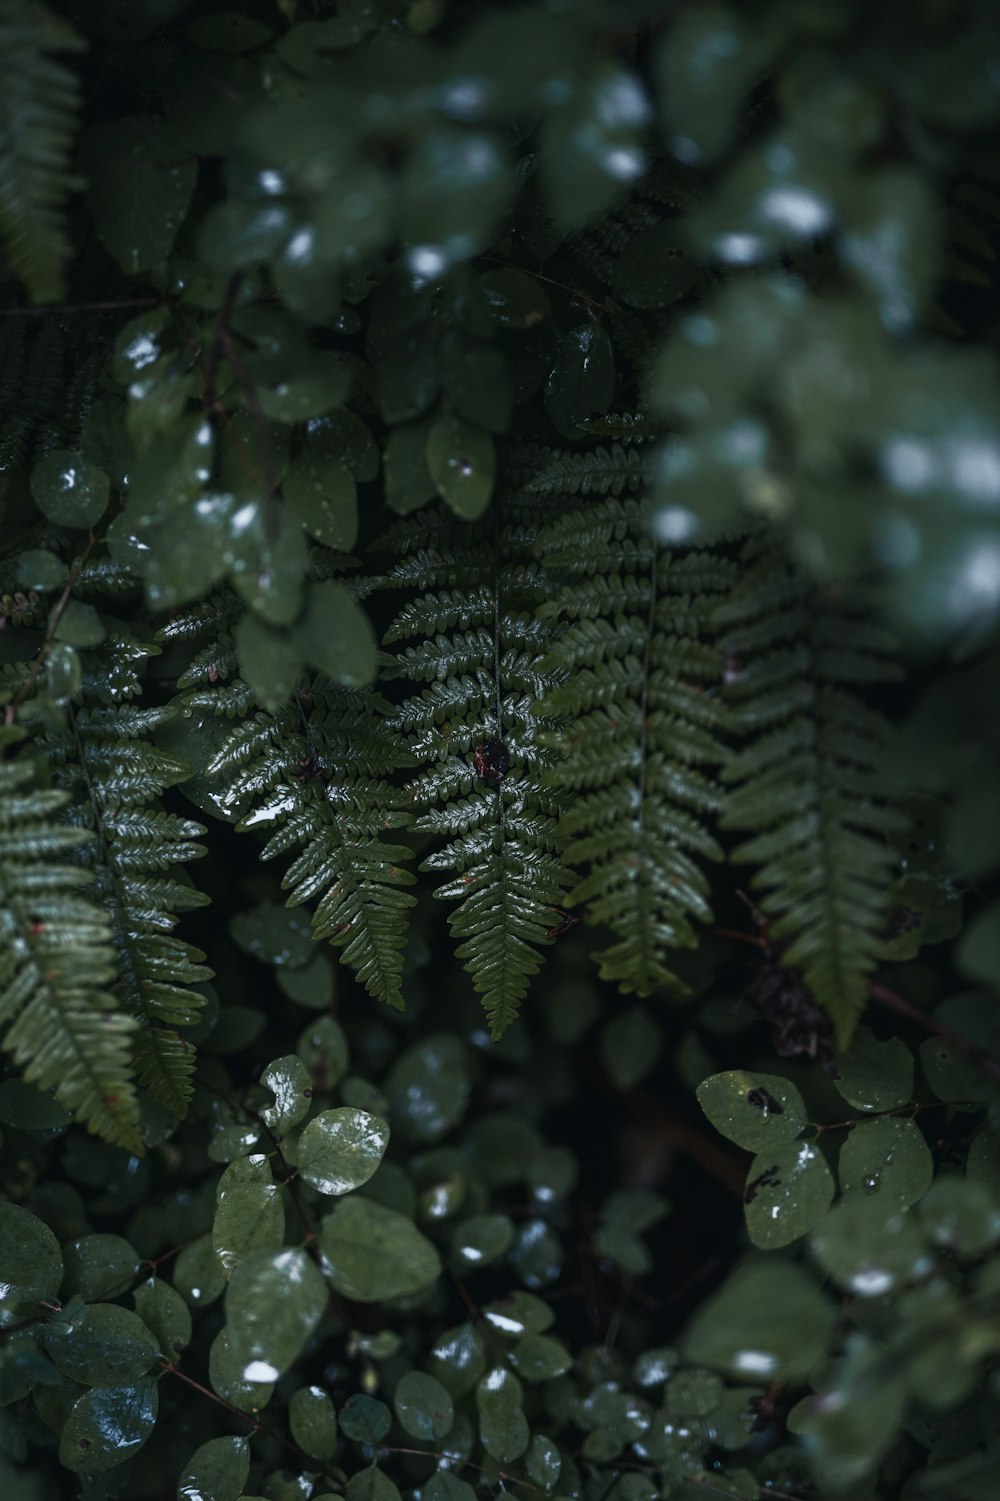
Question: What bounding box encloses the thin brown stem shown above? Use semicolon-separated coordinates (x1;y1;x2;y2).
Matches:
4;535;98;726
868;979;1000;1082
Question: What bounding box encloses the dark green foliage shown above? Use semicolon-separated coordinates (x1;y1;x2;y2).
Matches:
2;2;1000;1498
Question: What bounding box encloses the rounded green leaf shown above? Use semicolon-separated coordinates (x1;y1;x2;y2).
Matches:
340;1392;392;1444
346;1468;401;1501
213;1153;285;1277
178;1435;250;1501
31;451;109;529
173;1233;226;1307
260;1054;313;1132
834;1026;915;1112
525;1433;562;1489
298;1107;390;1196
451;1213;514;1268
290;1385;338;1461
54;599;106;648
838;1118;933;1211
384;420;437;514
476;1366;529;1462
426;415;496;520
133;1275;192;1366
0;1201;63;1310
296;579;377;687
297;1014;350;1089
508;1333;573;1381
425;1474;478;1501
285;453;358;551
919;1176;1000;1256
84;117;195;276
384;1033;471;1143
209;1325;275;1413
320;1198;441;1302
429;1322;487;1396
483;1292;554;1338
744;1140;835;1250
235;612;304;712
59;1377;158;1473
697;1071;809;1152
62;1234;141;1302
17;548;68;591
682;1260;835;1382
225;1247;328;1381
394;1370;454;1440
543;323;615;436
810;1198;934;1297
42;1304;160;1387
601;1006;663;1090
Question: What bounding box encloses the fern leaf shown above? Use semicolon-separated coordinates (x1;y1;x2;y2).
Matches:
380;503;569;1038
717;535;907;1046
0;0;84;303
523;443;651;499
41;633;212;1116
538;497;735;995
0;739;142;1151
209;680;417;1010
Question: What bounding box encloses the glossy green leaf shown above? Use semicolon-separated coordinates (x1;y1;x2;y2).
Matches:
178;1435;250;1501
62;1233;140;1302
476;1365;529;1462
384;419;438;515
53;598;105;647
83;117;195;276
212;1153;285;1278
919;1176;1000;1257
526;1433;562;1489
426;415;495;521
298;1107;390;1196
544;323;616;437
295;579;377;687
509;1333;572;1381
425;1473;477;1501
697;1071;809;1152
209;1325;275;1413
31;451;109;529
320;1198;441;1302
260;1054;313;1133
59;1377;158;1473
0;1202;63;1310
451;1212;514;1268
340;1392;392;1444
235;613;304;712
285;453;358;551
838;1117;933;1211
810;1198;934;1297
483;1292;554;1338
394;1370;454;1440
682;1260;835;1381
744;1140;835;1249
225;1247;328;1381
346;1467;401;1501
17;549;67;591
297;1015;350;1090
542;63;649;226
384;1033;471;1143
173;1233;226;1308
42;1304;160;1387
429;1322;487;1397
834;1026;915;1112
132;1275;192;1366
289;1384;338;1461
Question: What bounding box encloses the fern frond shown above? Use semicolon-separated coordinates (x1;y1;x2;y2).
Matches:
538;496;735;995
208;680;417;1010
0;738;142;1151
40;632;212;1115
0;0;85;303
380;504;569;1038
717;535;907;1046
523;443;651;499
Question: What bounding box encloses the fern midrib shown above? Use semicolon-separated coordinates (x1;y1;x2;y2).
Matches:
630;538;659;963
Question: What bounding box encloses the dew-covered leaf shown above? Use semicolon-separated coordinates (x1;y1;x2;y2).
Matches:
59;1377;158;1473
697;1071;809;1152
298;1107;389;1196
224;1247;328;1381
178;1435;250;1501
320;1198;441;1301
394;1370;454;1440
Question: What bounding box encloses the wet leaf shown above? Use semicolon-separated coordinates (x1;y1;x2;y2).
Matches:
59;1377;158;1473
0;1202;63;1310
289;1385;338;1461
483;1292;554;1338
838;1117;933;1211
213;1153;285;1277
833;1026;914;1111
426;414;495;520
173;1233;226;1308
295;579;377;687
544;323;616;437
697;1070;809;1151
682;1260;834;1381
810;1198;934;1297
744;1140;835;1249
340;1392;392;1444
476;1365;529;1462
919;1175;1000;1256
320;1198;441;1301
394;1370;454;1440
429;1323;487;1397
285;453;358;551
235;613;303;711
84;117;195;276
178;1435;250;1501
384;1033;471;1143
346;1467;401;1501
385;420;438;515
526;1433;562;1488
17;548;68;591
451;1212;515;1268
208;1325;275;1413
508;1333;572;1381
298;1107;390;1196
542;63;649;226
133;1276;192;1366
42;1304;160;1387
62;1233;140;1302
225;1247;328;1381
259;1054;313;1132
31;451;109;529
297;1014;350;1090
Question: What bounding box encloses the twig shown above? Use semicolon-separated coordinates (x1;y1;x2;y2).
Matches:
4;535;98;726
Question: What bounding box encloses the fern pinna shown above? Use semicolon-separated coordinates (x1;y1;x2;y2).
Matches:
38;628;212;1118
533;484;734;996
717;535;907;1045
378;500;569;1038
0;727;142;1151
